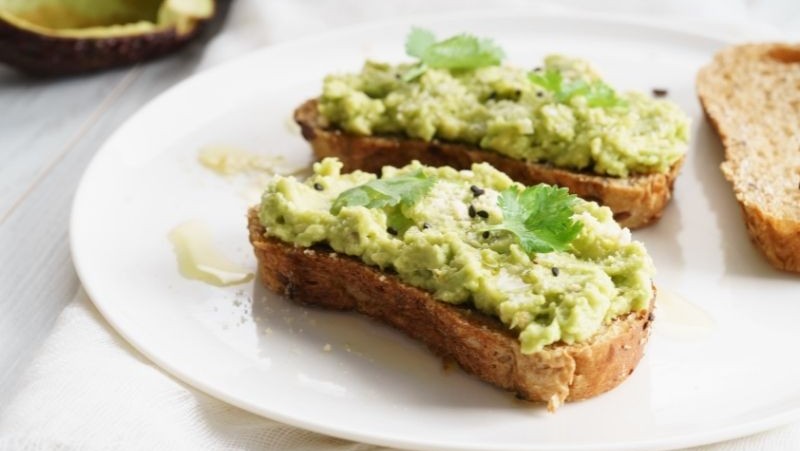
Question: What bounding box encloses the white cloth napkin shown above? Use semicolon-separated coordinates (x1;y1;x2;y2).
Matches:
3;1;799;450
1;290;799;451
0;291;388;451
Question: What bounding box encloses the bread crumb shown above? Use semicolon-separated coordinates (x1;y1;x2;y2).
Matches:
441;358;454;373
622;344;632;350
547;394;562;413
323;344;332;352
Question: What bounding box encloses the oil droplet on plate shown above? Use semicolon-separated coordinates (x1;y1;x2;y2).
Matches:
198;145;304;176
168;220;254;287
656;290;715;341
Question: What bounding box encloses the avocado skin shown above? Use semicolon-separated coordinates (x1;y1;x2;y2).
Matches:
0;0;232;76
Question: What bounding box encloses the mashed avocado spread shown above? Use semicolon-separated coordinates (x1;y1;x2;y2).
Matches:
319;54;689;177
259;158;655;352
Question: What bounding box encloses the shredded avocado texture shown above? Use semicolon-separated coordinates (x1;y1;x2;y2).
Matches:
259;158;655;353
319;55;689;177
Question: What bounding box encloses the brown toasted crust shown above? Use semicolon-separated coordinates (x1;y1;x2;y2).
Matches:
248;208;653;410
294;99;683;229
697;43;800;273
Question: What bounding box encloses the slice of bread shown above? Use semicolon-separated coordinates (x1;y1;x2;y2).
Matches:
294;99;684;230
248;208;654;411
697;43;800;273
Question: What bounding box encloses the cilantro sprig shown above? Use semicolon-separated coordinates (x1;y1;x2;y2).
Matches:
529;69;626;108
402;27;505;81
487;185;583;254
330;169;436;217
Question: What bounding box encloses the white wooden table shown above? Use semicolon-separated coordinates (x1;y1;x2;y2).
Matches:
0;0;252;403
0;0;797;445
0;59;208;404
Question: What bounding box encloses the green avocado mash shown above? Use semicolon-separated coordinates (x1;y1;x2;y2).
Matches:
259;158;655;353
319;55;689;177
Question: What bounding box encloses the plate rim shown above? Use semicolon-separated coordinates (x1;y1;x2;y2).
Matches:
69;9;798;451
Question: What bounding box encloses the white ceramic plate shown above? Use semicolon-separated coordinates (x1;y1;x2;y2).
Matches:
71;11;800;451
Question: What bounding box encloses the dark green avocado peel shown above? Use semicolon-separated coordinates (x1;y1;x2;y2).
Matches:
0;0;229;75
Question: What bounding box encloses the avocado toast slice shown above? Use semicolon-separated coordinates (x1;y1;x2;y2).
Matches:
294;30;690;229
296;98;685;229
248;158;655;410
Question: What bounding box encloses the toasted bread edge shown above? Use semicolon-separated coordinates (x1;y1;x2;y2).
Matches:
696;43;800;273
294;99;683;230
247;208;654;410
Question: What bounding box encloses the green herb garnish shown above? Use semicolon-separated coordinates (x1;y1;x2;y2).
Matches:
402;27;505;81
330;170;437;215
487;185;583;254
529;69;626;108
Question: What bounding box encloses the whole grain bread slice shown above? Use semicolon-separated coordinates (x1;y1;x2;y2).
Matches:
697;43;800;273
294;99;684;229
248;208;654;410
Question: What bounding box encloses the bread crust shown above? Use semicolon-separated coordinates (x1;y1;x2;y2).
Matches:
248;209;654;410
294;99;683;229
696;43;800;273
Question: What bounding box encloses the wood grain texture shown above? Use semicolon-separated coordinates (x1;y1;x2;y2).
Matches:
0;69;129;218
0;47;221;406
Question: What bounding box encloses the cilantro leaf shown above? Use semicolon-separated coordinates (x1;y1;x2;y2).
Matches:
421;33;505;69
488;185;583;254
405;27;436;58
386;209;416;234
582;81;626;107
529;69;626;108
402;27;505;79
330;170;436;215
528;70;562;93
401;63;428;82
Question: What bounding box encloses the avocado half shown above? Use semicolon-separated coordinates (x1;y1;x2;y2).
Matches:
0;0;226;75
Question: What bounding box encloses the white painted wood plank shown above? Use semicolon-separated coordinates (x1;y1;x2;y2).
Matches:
0;52;229;405
0;69;132;218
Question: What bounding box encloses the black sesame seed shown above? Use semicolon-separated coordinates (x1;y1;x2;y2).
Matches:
468;205;476;218
551;267;560;277
477;210;489;219
652;88;668;97
482;231;490;239
387;227;398;236
470;185;485;197
487;92;497;101
532;66;542;72
514;89;521;96
422;222;431;230
313;183;324;191
536;91;544;98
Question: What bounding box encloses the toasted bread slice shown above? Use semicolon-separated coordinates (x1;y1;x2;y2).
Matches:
697;43;800;273
248;208;654;410
294;99;684;229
